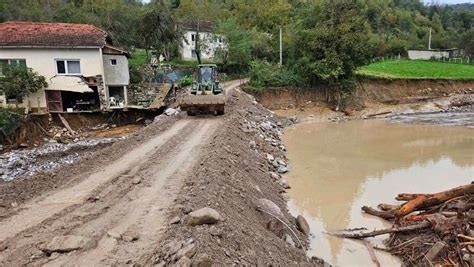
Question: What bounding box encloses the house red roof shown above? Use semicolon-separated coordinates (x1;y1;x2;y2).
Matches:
0;21;109;47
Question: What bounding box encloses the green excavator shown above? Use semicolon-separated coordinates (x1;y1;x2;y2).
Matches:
179;64;225;116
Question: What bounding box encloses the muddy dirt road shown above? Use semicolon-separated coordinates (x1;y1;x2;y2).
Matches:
0;81;242;266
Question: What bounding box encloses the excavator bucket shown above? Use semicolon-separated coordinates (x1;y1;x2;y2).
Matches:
179;94;225;115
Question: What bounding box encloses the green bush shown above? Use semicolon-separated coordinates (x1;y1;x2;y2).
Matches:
0;109;25;138
248;60;303;89
179;75;193;87
129;65;143;84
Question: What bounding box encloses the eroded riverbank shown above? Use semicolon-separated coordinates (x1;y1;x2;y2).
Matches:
282;117;473;266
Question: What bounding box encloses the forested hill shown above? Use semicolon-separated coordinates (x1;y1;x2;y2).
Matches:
1;0;473;89
452;3;474;11
1;0;472;57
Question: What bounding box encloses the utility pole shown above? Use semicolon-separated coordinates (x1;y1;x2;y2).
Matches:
428;27;432;50
279;27;283;67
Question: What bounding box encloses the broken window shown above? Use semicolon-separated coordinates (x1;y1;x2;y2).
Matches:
110;59;117;66
56;59;80;75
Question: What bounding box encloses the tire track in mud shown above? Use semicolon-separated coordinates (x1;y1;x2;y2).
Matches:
0;80;243;266
0;119;220;266
43;118;220;266
0;119;191;243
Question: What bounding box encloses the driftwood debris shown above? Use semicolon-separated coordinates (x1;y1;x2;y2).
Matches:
366;111;392;117
334;221;431;239
362;240;381;267
363;184;474;219
334;183;474;266
58;114;75;135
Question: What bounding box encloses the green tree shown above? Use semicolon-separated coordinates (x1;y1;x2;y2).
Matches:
141;0;183;60
214;18;252;67
0;65;47;106
293;0;372;84
460;28;474;57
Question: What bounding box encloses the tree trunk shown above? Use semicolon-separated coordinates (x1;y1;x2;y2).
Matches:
395;184;474;217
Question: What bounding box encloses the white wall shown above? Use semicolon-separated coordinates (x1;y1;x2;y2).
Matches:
102;54;129;86
0;47;103;110
408;50;450;60
180;31;225;60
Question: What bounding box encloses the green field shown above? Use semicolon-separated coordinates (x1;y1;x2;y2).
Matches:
128;48;217;67
357;60;474;80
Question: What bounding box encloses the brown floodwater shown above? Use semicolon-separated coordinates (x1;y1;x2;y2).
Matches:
282;119;473;266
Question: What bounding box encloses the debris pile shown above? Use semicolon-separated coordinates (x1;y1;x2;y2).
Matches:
0;137;122;181
335;183;474;266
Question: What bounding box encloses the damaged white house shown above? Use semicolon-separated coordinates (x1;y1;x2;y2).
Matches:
180;21;225;60
0;21;130;113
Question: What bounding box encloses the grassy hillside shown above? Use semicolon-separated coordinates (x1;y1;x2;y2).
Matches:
357;60;474;80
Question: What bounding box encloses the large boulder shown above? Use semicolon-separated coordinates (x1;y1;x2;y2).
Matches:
184;207;222;226
42;235;90;253
296;215;310;236
256;198;284;219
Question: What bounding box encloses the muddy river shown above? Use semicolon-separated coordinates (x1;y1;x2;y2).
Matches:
282;119;473;266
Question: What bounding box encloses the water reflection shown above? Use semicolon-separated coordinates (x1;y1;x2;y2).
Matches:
283;120;473;266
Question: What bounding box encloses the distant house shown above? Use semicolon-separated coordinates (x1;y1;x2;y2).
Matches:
408;49;461;60
0;21;130;113
180;21;225;61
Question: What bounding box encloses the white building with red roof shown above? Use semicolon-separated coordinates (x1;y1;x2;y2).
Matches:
0;21;130;113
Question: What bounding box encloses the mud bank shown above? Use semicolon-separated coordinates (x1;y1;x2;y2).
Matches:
143;89;322;266
0;109;161;150
250;78;474;112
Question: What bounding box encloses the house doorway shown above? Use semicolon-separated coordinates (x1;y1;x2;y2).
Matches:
108;86;126;108
46;88;100;112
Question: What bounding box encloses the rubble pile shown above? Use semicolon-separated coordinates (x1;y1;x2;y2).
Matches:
0;137;122;181
335;184;474;266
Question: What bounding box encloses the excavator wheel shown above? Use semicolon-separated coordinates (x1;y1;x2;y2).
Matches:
216;107;225;116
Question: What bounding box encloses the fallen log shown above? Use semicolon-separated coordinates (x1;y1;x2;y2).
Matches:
395;184;474;217
396;195;428;216
377;203;400;211
362;206;395;220
395;193;423;201
333;221;431;239
367;111;392;117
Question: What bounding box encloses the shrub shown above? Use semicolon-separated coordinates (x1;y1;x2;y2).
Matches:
248;60;303;89
179;75;193;87
129;65;143;84
0;65;47;106
0;109;24;138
